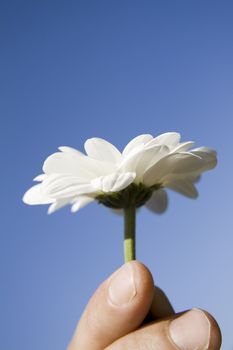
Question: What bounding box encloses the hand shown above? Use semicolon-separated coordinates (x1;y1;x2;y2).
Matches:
67;261;221;349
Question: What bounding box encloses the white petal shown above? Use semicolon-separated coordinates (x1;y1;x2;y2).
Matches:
143;152;204;186
43;152;91;178
156;172;201;184
191;147;217;171
43;151;116;179
152;132;181;147
48;198;72;214
166;179;198;198
42;173;87;194
33;174;47;182
172;141;195;153
23;184;54;205
42;174;95;199
146;189;168;214
58;146;85;156
110;172;136;191
91;172;136;193
119;143;169;177
71;196;94;212
122;134;153;157
135;145;170;179
119;144;145;172
42;173;87;189
52;184;95;198
84;138;121;163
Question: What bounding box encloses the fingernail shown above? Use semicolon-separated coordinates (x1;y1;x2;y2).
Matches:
108;263;137;306
169;308;211;350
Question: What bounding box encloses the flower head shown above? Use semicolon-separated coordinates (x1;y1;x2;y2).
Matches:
23;132;217;214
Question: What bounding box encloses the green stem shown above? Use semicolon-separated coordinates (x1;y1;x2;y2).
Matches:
124;206;136;262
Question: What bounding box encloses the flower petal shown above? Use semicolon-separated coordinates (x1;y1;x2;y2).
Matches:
91;172;136;193
135;145;170;179
49;184;95;198
33;174;47;182
22;184;54;205
152;132;181;148
42;174;95;199
84;138;121;163
143;152;204;186
191;147;217;171
122;134;153;157
71;196;95;212
42;173;87;193
166;179;198;198
58;146;85;156
146;189;168;214
172;141;195;153
110;172;136;192
48;198;73;214
119;144;145;172
119;143;169;177
43;151;115;179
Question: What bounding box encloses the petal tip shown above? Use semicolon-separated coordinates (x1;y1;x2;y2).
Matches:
22;189;34;205
71;205;79;213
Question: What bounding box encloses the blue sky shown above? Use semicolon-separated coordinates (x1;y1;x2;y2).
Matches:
1;1;233;349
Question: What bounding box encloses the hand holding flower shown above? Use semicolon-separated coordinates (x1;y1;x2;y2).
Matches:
67;261;221;350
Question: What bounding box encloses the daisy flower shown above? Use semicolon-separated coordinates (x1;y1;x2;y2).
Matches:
23;132;217;261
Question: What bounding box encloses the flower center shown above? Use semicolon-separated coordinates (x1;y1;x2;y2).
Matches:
96;183;162;209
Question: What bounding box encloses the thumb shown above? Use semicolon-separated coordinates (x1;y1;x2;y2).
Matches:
67;261;154;350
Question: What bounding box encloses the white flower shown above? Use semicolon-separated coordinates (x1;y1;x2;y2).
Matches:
22;132;217;214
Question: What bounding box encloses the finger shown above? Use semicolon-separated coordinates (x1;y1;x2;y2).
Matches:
152;286;175;317
147;286;175;321
67;261;154;350
106;308;222;350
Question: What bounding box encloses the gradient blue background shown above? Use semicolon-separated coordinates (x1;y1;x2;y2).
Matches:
1;1;232;349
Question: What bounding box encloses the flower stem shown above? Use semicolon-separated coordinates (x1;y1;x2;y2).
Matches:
124;206;136;262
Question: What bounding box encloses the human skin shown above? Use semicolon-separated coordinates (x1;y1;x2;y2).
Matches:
67;261;222;350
